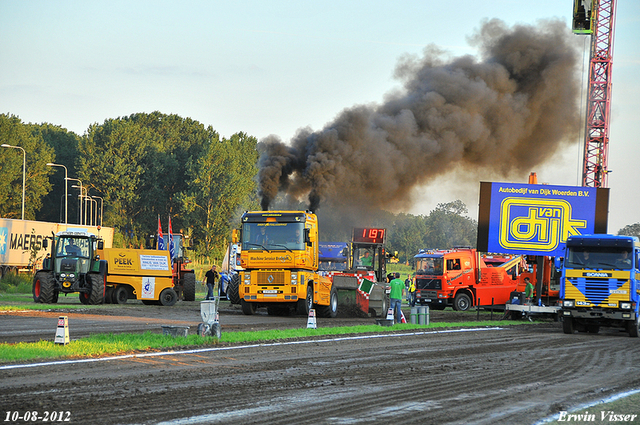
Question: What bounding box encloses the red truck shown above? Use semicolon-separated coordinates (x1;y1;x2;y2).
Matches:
413;248;525;310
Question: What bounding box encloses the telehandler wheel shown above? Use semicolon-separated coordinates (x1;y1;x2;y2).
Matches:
628;315;640;338
453;292;472;311
113;285;129;304
159;288;178;306
318;288;338;318
32;271;55;304
562;317;575;334
183;272;196;301
227;273;241;305
86;274;105;305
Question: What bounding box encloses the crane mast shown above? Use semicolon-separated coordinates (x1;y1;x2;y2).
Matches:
573;0;617;188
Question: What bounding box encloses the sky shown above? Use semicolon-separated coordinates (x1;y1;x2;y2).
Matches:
1;0;639;233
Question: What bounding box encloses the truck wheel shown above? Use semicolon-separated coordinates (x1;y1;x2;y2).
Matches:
453;293;472;311
104;286;114;304
628;315;640;337
296;285;313;316
159;288;178;306
319;288;338;318
87;274;105;305
33;272;55;303
562;317;575;334
113;285;129;304
227;273;241;305
183;272;196;301
241;299;257;315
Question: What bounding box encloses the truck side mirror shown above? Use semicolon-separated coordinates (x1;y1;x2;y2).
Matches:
97;240;104;250
42;239;48;249
304;228;314;245
554;256;564;271
232;229;239;244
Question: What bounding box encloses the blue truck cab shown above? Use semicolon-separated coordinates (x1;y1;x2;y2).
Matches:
560;234;640;337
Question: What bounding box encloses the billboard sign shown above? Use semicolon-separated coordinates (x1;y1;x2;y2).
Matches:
477;182;609;256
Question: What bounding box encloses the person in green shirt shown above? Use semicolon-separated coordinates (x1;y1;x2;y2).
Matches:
389;272;405;323
360;251;372;267
524;277;534;304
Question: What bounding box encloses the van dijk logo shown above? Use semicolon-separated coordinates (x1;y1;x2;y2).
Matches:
499;198;587;251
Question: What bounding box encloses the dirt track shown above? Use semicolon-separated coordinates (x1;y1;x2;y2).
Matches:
1;302;640;424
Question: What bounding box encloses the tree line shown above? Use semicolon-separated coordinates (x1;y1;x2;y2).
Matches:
13;111;635;265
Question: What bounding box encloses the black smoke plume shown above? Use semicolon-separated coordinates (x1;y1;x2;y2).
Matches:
258;19;581;212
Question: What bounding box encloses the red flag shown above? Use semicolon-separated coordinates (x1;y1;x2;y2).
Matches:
157;216;166;250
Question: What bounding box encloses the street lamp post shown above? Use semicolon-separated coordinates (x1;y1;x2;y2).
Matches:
1;144;26;220
92;195;104;227
46;163;68;224
67;179;83;225
72;185;88;225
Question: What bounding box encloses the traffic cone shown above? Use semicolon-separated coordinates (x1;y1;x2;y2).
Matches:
400;310;407;323
307;309;317;329
386;308;395;323
54;316;70;345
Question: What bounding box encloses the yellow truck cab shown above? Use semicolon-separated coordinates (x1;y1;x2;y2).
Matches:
228;211;334;316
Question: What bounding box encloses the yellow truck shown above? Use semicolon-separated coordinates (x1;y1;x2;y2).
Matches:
33;230;178;306
226;211;336;317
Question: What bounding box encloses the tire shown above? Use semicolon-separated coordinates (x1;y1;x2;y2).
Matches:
33;272;55;303
113;285;129;304
628;315;640;338
241;299;257;315
86;274;105;305
197;323;210;337
159;288;178;306
104;286;114;304
318;287;338;318
297;285;313;316
563;317;575;334
227;273;241;305
453;292;472;311
182;272;196;301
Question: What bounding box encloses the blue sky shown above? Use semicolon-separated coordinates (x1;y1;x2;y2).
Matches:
1;0;638;232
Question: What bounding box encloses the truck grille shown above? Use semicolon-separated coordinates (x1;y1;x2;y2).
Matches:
257;271;286;286
567;277;627;305
416;278;441;290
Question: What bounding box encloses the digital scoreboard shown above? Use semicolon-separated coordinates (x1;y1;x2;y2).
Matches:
352;228;386;244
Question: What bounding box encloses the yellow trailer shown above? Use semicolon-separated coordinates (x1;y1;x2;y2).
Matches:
99;248;178;306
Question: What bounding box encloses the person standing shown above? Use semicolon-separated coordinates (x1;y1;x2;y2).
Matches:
524;277;534;304
204;265;219;300
389;272;405;323
409;276;417;307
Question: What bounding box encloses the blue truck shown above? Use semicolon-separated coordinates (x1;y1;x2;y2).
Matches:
560;234;640;337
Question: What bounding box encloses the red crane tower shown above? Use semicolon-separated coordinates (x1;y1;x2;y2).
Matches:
572;0;618;188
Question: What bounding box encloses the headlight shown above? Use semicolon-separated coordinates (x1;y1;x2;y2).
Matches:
243;274;251;285
291;272;298;285
620;302;632;309
563;300;575;308
60;273;66;278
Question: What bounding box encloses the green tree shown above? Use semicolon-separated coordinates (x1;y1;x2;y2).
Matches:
388;213;427;264
30;123;81;223
178;132;259;259
0;114;55;220
618;223;640;239
423;200;477;250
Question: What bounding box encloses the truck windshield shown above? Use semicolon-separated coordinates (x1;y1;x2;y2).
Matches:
415;257;444;276
565;247;634;270
242;222;305;251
